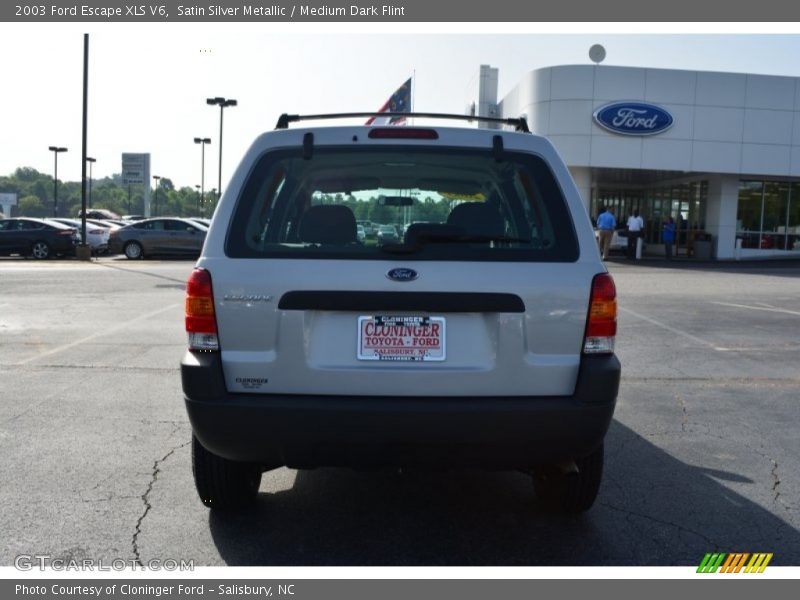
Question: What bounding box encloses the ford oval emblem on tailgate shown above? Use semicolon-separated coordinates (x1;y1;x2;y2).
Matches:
387;268;418;282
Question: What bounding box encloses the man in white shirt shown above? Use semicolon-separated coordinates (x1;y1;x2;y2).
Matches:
626;210;645;259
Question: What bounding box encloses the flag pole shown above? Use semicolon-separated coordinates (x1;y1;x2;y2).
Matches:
411;70;415;126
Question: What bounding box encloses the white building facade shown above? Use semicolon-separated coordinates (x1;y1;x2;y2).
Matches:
496;64;800;259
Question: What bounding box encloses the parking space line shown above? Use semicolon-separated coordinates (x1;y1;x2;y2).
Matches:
711;301;800;317
15;303;182;366
619;306;719;350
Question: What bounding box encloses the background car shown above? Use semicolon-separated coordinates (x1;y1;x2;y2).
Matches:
356;224;366;242
48;218;110;254
87;218;124;231
108;217;207;259
184;217;212;230
376;224;400;245
0;217;78;259
78;208;121;220
357;220;376;237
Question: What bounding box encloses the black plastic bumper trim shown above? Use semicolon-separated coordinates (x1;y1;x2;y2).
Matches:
182;352;620;468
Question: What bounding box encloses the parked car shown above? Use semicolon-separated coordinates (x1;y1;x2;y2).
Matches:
78;208;121;220
182;113;620;513
356;224;366;242
87;218;124;231
184;218;212;230
108;217;207;259
48;218;110;254
376;224;400;245
104;219;130;228
0;217;78;259
357;220;376;237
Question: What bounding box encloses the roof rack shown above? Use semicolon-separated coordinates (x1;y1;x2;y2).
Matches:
274;112;530;133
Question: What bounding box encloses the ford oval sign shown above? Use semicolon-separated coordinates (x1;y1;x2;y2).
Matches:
387;268;418;282
593;102;673;136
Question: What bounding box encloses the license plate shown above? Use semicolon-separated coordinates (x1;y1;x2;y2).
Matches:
357;315;446;362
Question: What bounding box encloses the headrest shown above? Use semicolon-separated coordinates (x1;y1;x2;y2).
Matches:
446;203;504;238
299;205;357;245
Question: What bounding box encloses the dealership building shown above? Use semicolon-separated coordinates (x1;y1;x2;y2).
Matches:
481;64;800;259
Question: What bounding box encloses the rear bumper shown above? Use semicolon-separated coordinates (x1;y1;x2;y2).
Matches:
182;352;620;469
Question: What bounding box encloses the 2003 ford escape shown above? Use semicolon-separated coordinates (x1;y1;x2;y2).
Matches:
181;112;621;513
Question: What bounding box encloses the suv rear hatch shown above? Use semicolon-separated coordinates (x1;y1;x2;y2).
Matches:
199;126;599;397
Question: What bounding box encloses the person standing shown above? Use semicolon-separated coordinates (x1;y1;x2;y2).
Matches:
596;206;616;260
626;210;645;259
662;216;677;260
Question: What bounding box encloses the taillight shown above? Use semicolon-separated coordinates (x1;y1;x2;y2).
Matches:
185;268;219;351
583;273;617;354
58;230;74;236
368;128;439;140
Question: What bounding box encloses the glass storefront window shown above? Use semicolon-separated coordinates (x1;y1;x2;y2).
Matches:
736;180;800;251
737;181;763;234
789;184;800;251
762;182;789;232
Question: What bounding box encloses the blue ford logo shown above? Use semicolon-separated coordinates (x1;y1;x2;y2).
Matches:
387;268;418;282
593;102;673;136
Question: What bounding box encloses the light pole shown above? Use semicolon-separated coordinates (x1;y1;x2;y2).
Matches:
193;137;211;217
86;157;96;208
152;175;161;217
194;185;201;216
206;97;237;202
48;146;68;217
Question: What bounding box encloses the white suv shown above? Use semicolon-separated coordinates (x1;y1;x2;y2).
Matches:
182;113;620;513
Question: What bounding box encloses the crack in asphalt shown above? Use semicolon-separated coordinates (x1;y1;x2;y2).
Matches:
676;428;793;520
713;423;791;516
677;394;688;433
769;456;781;504
131;441;190;567
597;501;718;550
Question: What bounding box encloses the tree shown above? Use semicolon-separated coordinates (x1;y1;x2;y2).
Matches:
17;195;47;217
14;167;41;182
369;201;394;225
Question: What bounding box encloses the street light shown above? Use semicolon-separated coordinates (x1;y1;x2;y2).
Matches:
86;157;96;208
48;146;68;217
193;137;211;217
152;175;161;217
206;97;237;201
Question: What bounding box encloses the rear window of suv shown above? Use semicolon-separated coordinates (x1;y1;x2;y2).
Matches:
225;145;579;262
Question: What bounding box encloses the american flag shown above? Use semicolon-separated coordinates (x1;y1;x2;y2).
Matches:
366;78;412;125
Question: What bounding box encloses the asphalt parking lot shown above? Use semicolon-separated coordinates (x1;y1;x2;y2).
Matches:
1;256;799;566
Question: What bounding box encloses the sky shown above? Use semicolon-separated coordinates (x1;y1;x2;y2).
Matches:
6;24;800;192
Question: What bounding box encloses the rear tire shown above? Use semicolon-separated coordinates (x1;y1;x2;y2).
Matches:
124;241;143;260
533;443;604;513
31;241;51;260
192;435;262;510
